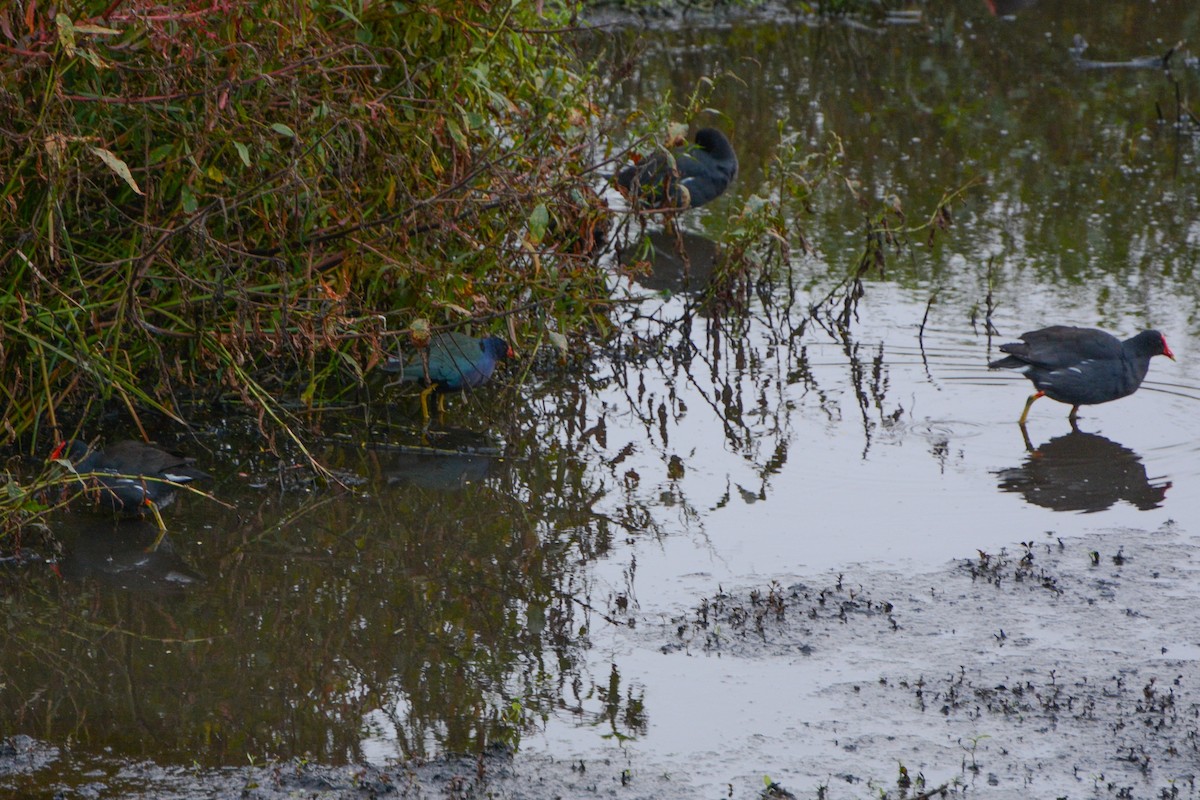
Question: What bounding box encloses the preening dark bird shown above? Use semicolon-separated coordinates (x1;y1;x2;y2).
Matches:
616;128;738;211
51;439;212;525
988;326;1174;424
383;332;513;420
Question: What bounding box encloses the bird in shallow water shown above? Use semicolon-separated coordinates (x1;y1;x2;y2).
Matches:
50;439;212;533
988;326;1174;424
616;128;738;211
383;332;513;420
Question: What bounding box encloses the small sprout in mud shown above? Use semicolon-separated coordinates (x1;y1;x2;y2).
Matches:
897;762;912;789
960;733;990;772
994;628;1006;643
621;768;632;786
1090;550;1101;566
1113;548;1126;565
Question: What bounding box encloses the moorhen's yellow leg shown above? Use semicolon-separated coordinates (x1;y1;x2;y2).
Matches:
418;384;436;421
437;393;447;415
144;499;167;552
1018;421;1034;451
1018;391;1044;425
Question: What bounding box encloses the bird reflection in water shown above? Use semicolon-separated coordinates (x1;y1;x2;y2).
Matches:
618;229;720;296
374;428;501;491
384;452;494;491
57;519;203;593
995;424;1170;513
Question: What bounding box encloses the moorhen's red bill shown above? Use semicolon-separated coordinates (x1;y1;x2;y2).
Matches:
51;439;211;516
616;128;738;211
383;332;513;419
989;326;1174;424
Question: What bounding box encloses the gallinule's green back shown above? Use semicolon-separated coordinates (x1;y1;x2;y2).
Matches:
617;128;738;211
989;326;1174;424
51;439;212;526
383;332;513;420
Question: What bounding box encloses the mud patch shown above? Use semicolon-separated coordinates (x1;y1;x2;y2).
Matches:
628;524;1200;798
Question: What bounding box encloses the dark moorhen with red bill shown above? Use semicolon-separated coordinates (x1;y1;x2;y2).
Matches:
383;332;513;420
989;326;1174;424
616;128;738;211
51;439;211;516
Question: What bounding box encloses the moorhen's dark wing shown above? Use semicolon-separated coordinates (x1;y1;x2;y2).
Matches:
52;439;209;514
995;326;1123;370
95;440;211;484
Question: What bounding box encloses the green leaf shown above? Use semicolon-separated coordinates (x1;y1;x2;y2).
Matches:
73;23;121;35
148;144;175;165
233;141;250;167
206;165;225;184
527;203;549;245
79;49;106;69
330;4;363;26
55;14;76;57
445;119;467;149
270;123;296;138
181;185;197;213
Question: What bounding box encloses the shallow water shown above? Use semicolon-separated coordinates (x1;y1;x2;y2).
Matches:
4;1;1200;797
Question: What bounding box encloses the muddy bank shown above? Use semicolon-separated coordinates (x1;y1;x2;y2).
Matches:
6;524;1198;799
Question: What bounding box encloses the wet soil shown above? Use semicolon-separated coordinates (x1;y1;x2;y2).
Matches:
6;524;1197;799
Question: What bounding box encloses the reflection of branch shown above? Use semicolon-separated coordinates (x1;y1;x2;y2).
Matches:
565;592;626;628
815;177;983;326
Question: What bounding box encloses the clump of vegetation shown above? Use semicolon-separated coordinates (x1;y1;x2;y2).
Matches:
964;543;1063;594
0;2;618;536
669;574;897;655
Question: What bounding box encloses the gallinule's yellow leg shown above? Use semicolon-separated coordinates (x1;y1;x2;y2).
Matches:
1018;391;1044;425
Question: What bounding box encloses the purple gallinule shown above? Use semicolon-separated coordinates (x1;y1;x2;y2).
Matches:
383;332;513;420
616;128;738;211
989;326;1174;424
51;440;211;524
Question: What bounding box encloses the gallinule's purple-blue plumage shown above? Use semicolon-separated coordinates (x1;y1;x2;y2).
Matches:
383;332;513;419
989;326;1174;424
617;128;738;211
51;439;211;517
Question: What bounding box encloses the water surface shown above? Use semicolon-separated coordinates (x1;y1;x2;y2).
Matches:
4;1;1200;797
